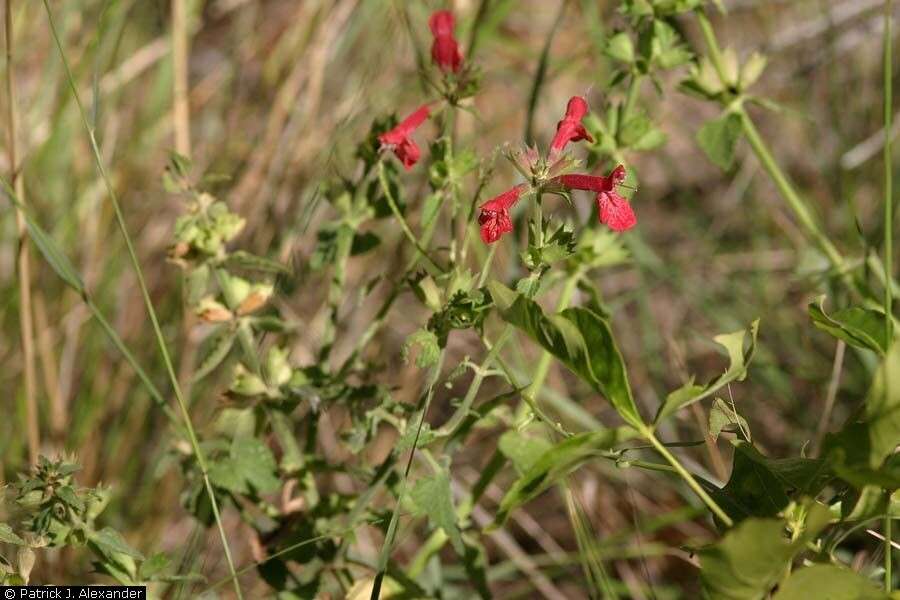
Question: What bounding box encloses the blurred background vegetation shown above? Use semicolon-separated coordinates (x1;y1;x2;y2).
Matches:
0;0;897;597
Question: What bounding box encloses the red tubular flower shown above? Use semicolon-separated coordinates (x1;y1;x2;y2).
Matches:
478;184;527;244
550;96;594;156
557;164;636;232
429;10;463;73
378;104;431;170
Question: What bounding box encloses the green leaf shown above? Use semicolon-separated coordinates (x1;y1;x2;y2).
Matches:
861;340;900;467
2;184;85;293
0;524;25;546
773;564;889;600
707;441;831;523
709;398;751;441
619;113;666;151
809;296;887;355
223;250;291;274
402;329;441;369
492;427;636;528
139;552;172;580
208;436;281;495
697;112;743;170
56;486;85;512
410;466;464;555
699;503;831;600
498;430;553;474
605;32;634;64
655;320;759;424
650;20;692;69
193;326;237;382
90;527;144;561
488;281;644;427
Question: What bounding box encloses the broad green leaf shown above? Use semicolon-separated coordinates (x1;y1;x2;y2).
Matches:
488;281;643;427
0;524;25;545
862;341;900;467
208;436;281;495
773;564;888;600
709;398;751;441
498;430;553;473
410;466;464;555
707;440;831;523
90;527;144;561
655;320;759;424
699;503;831;599
492;427;636;528
697;112;743;171
809;296;887;354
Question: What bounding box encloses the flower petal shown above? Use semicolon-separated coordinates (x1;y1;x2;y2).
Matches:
597;191;637;232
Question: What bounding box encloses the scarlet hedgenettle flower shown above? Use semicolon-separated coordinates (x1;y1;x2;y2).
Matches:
557;164;636;232
478;184;527;244
550;96;594;156
429;10;463;73
378;104;431;170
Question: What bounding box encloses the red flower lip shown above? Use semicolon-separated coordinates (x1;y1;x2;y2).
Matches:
378;104;432;170
477;184;527;244
550;96;594;156
557;164;636;232
429;10;463;73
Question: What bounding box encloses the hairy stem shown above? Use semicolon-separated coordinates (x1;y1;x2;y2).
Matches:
41;3;243;596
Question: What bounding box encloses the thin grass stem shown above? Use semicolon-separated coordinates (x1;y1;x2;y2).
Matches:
40;3;243;596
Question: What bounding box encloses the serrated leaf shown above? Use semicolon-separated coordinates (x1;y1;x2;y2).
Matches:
488;281;644;428
655;320;759;424
402;329;441;369
492;427;636;528
809;296;887;355
139;552;172;580
699;503;831;599
0;524;25;546
208;436;281;495
56;486;84;512
697;112;744;170
773;564;889;600
410;467;463;554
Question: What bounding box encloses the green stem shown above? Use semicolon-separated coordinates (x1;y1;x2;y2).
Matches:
644;429;733;527
378;160;445;274
738;109;845;270
436;325;513;437
883;0;894;590
41;3;243;596
695;10;729;86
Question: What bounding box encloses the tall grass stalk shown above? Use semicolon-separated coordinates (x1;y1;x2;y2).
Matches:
39;2;243;596
5;0;40;465
883;0;894;590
